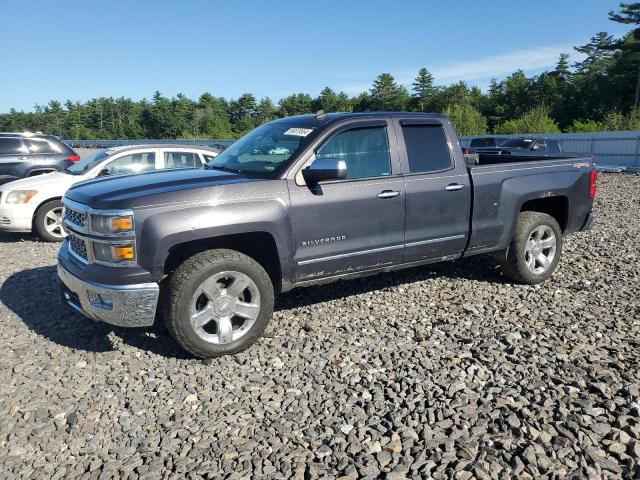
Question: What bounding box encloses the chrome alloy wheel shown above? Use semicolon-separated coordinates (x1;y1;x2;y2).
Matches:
44;206;67;239
524;225;557;274
189;271;261;344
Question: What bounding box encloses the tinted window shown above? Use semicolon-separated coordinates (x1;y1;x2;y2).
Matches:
24;138;62;154
316;126;391;179
547;140;561;153
104;152;156;176
470;138;495;148
502;138;533;148
0;138;26;156
164;151;200;168
401;125;452;173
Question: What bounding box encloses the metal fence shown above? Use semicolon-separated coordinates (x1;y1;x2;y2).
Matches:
460;131;640;171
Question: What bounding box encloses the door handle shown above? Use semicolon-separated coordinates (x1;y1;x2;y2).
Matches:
377;190;402;199
445;183;465;191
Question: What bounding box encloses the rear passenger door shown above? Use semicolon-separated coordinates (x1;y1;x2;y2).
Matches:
393;118;471;262
0;137;27;182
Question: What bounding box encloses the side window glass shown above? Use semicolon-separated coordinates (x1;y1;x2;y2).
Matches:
547;141;560;153
24;139;62;154
401;125;452;173
0;138;26;156
104;152;156;176
164;151;199;169
316;126;391;180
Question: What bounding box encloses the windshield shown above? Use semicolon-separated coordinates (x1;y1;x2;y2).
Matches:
208;124;313;175
66;149;110;175
501;138;534;149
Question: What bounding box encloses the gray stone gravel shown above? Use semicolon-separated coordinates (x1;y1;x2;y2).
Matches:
0;174;639;479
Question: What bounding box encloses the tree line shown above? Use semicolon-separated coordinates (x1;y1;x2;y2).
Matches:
1;3;639;139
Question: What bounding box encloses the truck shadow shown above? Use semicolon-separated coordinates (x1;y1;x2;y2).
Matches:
0;265;190;359
1;256;506;357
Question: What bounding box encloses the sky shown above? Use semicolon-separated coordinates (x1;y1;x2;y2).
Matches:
0;0;631;112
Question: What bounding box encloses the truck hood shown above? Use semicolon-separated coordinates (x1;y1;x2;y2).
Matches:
64;168;261;210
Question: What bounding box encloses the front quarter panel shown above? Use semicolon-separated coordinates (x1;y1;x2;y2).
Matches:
135;180;294;283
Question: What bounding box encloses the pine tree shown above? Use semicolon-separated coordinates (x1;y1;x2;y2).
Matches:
370;73;410;111
411;68;436;111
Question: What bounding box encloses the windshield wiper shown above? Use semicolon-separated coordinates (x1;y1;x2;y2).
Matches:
205;165;244;174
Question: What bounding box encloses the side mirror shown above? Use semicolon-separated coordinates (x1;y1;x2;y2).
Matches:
302;158;347;184
98;168;110;177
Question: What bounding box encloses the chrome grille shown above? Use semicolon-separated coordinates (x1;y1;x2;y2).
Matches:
69;234;88;260
64;207;86;227
0;216;10;225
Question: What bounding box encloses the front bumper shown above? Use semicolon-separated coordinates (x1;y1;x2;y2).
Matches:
57;264;159;327
0;203;33;232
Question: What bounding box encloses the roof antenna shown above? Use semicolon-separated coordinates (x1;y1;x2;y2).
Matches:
315;110;327;120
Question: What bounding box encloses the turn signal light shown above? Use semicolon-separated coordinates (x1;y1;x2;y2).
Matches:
111;216;133;232
114;246;135;261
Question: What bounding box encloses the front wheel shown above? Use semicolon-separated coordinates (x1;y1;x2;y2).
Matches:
35;199;67;242
500;211;562;284
164;249;274;358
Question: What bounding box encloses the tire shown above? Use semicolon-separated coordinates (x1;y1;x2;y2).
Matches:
499;211;562;284
35;199;67;242
165;249;274;358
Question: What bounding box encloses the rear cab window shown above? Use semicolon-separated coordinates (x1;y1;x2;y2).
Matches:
400;124;453;173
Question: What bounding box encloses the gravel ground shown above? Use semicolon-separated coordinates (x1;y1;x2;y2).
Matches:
0;174;639;479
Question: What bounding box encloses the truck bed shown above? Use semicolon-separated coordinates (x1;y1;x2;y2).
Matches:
464;154;594;256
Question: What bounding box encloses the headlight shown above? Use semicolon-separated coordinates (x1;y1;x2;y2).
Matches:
91;214;134;234
5;190;38;204
93;242;136;263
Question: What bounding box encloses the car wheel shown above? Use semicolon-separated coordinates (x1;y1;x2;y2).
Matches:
35;199;67;242
500;211;562;284
165;249;274;358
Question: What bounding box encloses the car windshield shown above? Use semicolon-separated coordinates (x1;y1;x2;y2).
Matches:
208;124;313;175
65;149;110;175
502;138;534;148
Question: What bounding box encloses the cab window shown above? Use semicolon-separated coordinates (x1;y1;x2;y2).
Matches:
316;126;391;180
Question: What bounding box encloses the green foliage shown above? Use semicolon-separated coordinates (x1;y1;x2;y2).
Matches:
411;68;436;111
599;107;640;130
566;119;601;132
369;73;410;111
495;106;561;134
444;103;487;135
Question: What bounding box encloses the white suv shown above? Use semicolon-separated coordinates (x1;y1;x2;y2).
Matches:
0;144;220;241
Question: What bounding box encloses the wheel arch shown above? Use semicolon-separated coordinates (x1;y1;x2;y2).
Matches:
31;196;63;229
163;232;283;294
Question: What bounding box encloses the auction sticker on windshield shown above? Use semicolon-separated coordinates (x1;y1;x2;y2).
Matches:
284;128;313;137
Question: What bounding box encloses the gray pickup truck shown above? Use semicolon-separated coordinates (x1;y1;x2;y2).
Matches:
57;112;596;358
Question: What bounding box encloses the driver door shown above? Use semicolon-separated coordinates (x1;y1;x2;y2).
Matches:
288;119;405;281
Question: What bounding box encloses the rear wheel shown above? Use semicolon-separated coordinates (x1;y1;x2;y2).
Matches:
165;249;274;358
35;199;67;242
500;211;562;284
